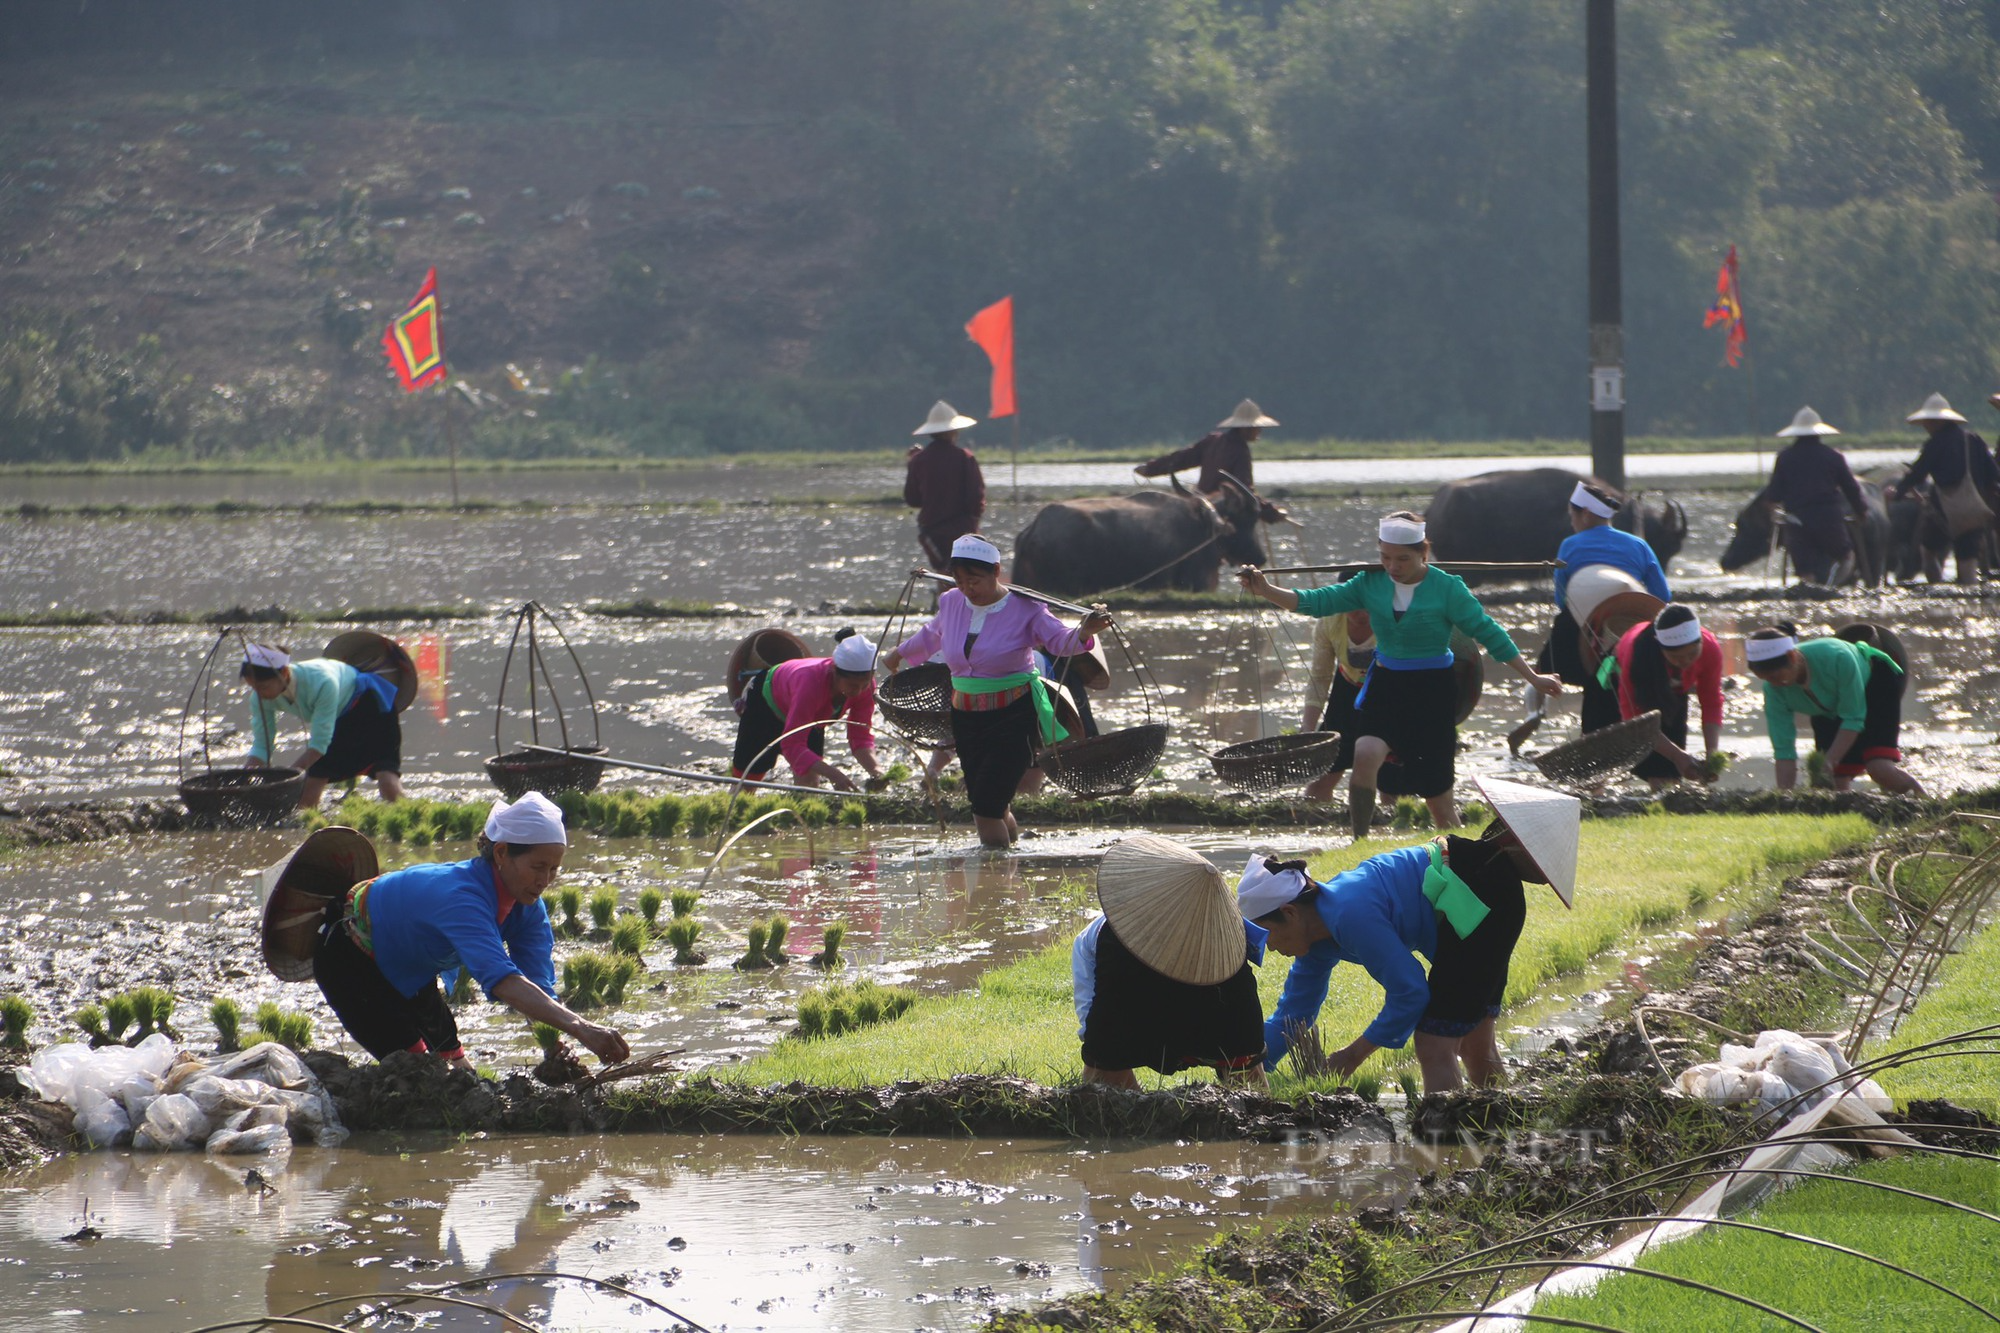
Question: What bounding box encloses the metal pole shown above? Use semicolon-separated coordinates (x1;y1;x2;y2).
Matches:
1586;0;1625;491
1010;412;1020;501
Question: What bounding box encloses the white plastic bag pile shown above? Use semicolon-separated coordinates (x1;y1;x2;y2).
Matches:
1675;1028;1892;1118
20;1035;349;1155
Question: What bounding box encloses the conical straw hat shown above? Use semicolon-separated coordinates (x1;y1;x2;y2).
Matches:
1776;406;1840;438
257;826;378;982
914;400;977;435
1473;777;1579;909
1907;392;1967;423
1095;834;1243;986
1217;398;1279;429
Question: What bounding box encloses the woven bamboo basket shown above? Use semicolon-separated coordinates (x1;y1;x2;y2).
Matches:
178;766;307;825
1209;732;1343;791
877;663;955;747
485;746;607;801
1533;710;1662;786
1036;722;1171;798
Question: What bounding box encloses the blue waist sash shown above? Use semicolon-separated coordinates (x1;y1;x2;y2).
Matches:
1354;650;1455;708
346;671;398;714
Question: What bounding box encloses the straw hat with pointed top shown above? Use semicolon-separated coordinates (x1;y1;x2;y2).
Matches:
1907;392;1967;424
1473;776;1580;909
1217;398;1279;430
257;826;378;981
1776;406;1841;438
914;400;977;436
1095;834;1244;986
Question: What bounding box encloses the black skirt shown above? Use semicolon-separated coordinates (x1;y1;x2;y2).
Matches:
1354;663;1459;798
1080;921;1265;1074
1809;653;1905;776
950;692;1041;820
1317;671;1364;772
731;670;826;779
1417;837;1528;1038
314;911;461;1059
310;690;403;781
1630;689;1691;780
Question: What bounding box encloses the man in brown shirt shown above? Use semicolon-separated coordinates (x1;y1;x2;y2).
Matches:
904;400;987;568
1135;399;1278;494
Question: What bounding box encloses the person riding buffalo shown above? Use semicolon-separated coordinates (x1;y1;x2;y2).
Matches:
1237;512;1563;838
731;628;885;792
1136;399;1278;504
1757;408;1869;586
1891;393;1997;586
240;642;405;809
1603;604;1726;789
1238;777;1579;1094
1545;479;1673;736
1746;624;1923;796
314;792;631;1070
904;400;987;571
883;535;1113;849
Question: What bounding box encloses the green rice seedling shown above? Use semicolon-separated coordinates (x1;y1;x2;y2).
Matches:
129;987;175;1039
208;997;242;1053
610;914;648;957
794;798;832;829
884;761;912;783
1459;800;1492;827
351;804;385;835
645;795;684;838
1703;751;1732;778
588;886;618;934
809;922;846;970
796;993;830;1038
637;888;664;931
532;1022;564;1057
665;916;705;965
735;921;772;970
763;915;790;964
612;805;644;839
74;1004;110;1046
563;953;609;1008
450;968;475;1003
683;793;728;838
670;887;699;918
1398;1071;1421;1103
604;957;640;1005
555;884;584;936
1;995;32;1050
256;1000;284;1032
850;986;884;1026
1389;795;1430;830
838;802;867;828
555;790;588;824
1350;1073;1382;1103
277;1011;312;1052
102;993;136;1042
451;804;486;840
379;806;411;841
1805;749;1831;789
408;821;435;847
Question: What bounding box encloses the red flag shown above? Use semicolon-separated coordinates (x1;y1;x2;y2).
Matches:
1702;246;1746;367
964;296;1015;418
381;268;447;392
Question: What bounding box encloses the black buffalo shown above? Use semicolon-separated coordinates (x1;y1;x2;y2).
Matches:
1010;476;1273;596
1424;468;1688;582
1719;480;1889;586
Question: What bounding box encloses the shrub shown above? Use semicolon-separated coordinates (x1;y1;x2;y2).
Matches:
209;997;242;1054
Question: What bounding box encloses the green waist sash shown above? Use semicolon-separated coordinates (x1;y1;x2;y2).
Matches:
951;669;1070;746
1422;838;1492;938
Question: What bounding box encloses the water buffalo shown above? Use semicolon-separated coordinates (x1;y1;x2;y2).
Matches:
1718;480;1889;586
1010;476;1272;596
1424;468;1687;583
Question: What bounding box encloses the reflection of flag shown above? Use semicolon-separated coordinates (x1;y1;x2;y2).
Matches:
964;296;1015;418
1703;245;1746;367
382;268;447;392
415;632;449;723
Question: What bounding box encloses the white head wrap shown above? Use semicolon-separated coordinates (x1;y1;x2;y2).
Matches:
1569;481;1619;519
1653;611;1703;648
243;643;290;670
950;534;1002;565
831;633;877;673
1236;853;1310;921
484;791;568;846
1745;634;1797;664
1378;516;1427;545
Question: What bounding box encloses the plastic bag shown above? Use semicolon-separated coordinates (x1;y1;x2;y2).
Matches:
1761;1039;1839;1103
181;1074;282;1121
132;1093;213;1152
75;1099;132;1150
206;1123;293;1157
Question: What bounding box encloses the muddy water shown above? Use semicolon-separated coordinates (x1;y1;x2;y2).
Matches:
0;1128;1431;1331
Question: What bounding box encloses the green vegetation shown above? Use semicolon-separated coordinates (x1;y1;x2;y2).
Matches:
1540;1154;2000;1333
1;995;32;1050
553;885;585;938
669;887;699;919
531;1022;564;1058
664;916;706;966
764;915;791;964
251;1001;313;1053
329;790;860;845
561;951;638;1008
793;978;918;1040
609;914;649;958
1872;890;2000;1107
208;997;242;1054
587;886;618;935
734;921;772;972
636;887;665;931
808;921;847;971
102;993;136;1043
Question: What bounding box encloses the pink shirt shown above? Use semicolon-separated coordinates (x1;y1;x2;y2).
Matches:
895;589;1095;680
1614;623;1725;730
768;656;877;780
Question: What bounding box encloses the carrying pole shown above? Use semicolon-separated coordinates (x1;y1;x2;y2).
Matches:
518;744;832;797
913;568;1103;618
1258;560;1565;577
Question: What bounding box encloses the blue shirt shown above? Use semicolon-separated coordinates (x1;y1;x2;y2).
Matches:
1072;913;1268;1038
1262;844;1441;1066
362;857;558;1000
1553;526;1672;610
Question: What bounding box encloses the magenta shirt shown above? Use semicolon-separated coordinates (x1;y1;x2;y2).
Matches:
768;656;877;779
895;589;1095;681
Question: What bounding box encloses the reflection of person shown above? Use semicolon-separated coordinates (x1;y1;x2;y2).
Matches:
1746;625;1923;794
1238;512;1561;838
731;629;884;791
1758;408;1868;586
1073;835;1268;1090
1892;393;1997;585
240;642;405;808
1135;399;1276;495
904;400;987;570
883;535;1112;848
1240;777;1578;1095
314;792;631;1069
1548;480;1672;736
1605;605;1724;789
1301;604;1373;802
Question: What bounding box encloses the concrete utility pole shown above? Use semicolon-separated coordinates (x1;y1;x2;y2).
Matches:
1586;0;1625;491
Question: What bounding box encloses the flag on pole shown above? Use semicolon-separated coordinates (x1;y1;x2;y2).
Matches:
1703;245;1746;367
964;295;1015;418
381;268;447;392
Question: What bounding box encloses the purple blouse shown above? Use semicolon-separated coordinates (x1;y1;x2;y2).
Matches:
895;589;1095;678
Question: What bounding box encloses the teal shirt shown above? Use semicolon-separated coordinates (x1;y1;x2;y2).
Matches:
1293;567;1521;664
1760;637;1891;761
248;657;359;761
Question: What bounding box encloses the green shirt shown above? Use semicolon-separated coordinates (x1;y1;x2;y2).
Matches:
1760;637;1893;761
1293;567;1521;664
248;657;359;762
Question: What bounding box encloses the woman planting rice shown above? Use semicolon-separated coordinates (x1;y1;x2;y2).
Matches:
731;628;884;791
1603;604;1726;789
1746;623;1924;795
1238;777;1579;1094
883;535;1112;848
1071;835;1268;1090
1237;512;1562;836
313;792;630;1069
239;641;405;809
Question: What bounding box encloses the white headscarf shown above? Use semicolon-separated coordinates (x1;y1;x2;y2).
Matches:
1378;516;1426;545
1236;853;1310;921
243;643;290;670
1653;612;1702;648
484;791;568;846
951;534;1002;565
831;633;877;673
1745;635;1797;664
1569;481;1618;519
